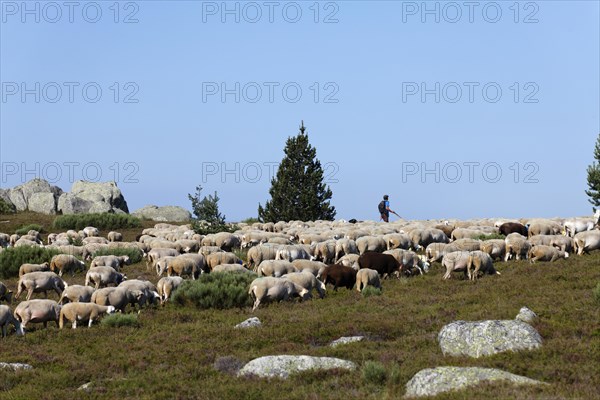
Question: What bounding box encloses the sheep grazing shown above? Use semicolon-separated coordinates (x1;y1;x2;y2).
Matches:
59;303;116;329
59;285;95;304
248;277;311;311
85;266;127;289
528;245;569;263
319;264;357;291
14;299;61;331
90;255;130;271
441;251;471;280
466;251;500;280
49;254;86;277
166;256;201;280
107;231;123;242
355;268;381;292
281;271;326;299
0;281;13;303
19;262;51;278
156;276;184;304
356;252;402;279
257;260;298;277
0;305;24;337
16;272;66;301
91;287;144;312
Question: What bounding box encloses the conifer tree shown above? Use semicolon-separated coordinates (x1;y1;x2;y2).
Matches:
258;122;336;222
585;133;600;211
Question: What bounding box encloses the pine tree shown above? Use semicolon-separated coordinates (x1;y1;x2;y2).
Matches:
188;185;234;234
585;133;600;211
258;121;336;222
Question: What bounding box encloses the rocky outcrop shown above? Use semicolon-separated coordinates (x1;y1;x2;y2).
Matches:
405;366;546;398
132;205;191;222
438;320;542;358
0;362;33;371
4;178;63;213
237;355;356;379
0;179;128;215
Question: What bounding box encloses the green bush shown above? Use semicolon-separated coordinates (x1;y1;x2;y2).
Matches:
0;246;61;279
361;361;387;385
53;213;141;230
15;224;43;235
593;282;600;304
361;286;382;297
172;272;255;309
476;233;506;240
91;247;143;264
68;236;83;246
240;217;260;224
101;313;140;328
0;198;16;214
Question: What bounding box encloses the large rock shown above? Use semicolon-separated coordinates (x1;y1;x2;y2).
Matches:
28;192;57;214
405;366;546;398
7;178;62;212
58;181;128;214
132;205;191;222
438;320;542;358
237;355;356;379
70;181;128;213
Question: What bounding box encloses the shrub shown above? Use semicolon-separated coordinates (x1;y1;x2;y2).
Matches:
53;213;141;230
172;272;255;309
240;217;260;224
15;224;43;235
361;361;387;385
213;356;244;375
0;198;16;214
92;247;143;264
101;313;139;328
68;236;83;246
0;246;61;279
476;233;505;240
361;286;382;298
593;282;600;304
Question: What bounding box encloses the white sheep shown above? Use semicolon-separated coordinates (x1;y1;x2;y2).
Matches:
59;302;116;329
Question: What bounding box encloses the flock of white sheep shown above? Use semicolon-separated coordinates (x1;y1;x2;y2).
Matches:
1;213;600;337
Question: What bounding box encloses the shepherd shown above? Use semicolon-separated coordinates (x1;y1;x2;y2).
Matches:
378;195;400;222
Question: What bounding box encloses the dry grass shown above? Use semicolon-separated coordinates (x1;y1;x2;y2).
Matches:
0;213;599;399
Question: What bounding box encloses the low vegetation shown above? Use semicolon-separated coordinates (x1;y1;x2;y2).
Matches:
0;228;598;399
15;223;43;235
53;213;141;230
0;246;60;279
172;272;255;309
0;198;16;214
101;313;140;328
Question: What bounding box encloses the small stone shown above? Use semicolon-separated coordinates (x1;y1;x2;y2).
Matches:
0;362;33;371
329;336;365;347
235;317;261;329
515;307;538;323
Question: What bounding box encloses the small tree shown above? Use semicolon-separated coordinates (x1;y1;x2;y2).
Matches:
188;185;235;234
258;121;336;222
586;133;600;211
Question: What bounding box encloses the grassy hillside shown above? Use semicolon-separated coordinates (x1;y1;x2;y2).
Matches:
0;214;598;399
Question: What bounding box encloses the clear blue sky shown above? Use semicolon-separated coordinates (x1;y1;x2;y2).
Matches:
1;1;599;221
